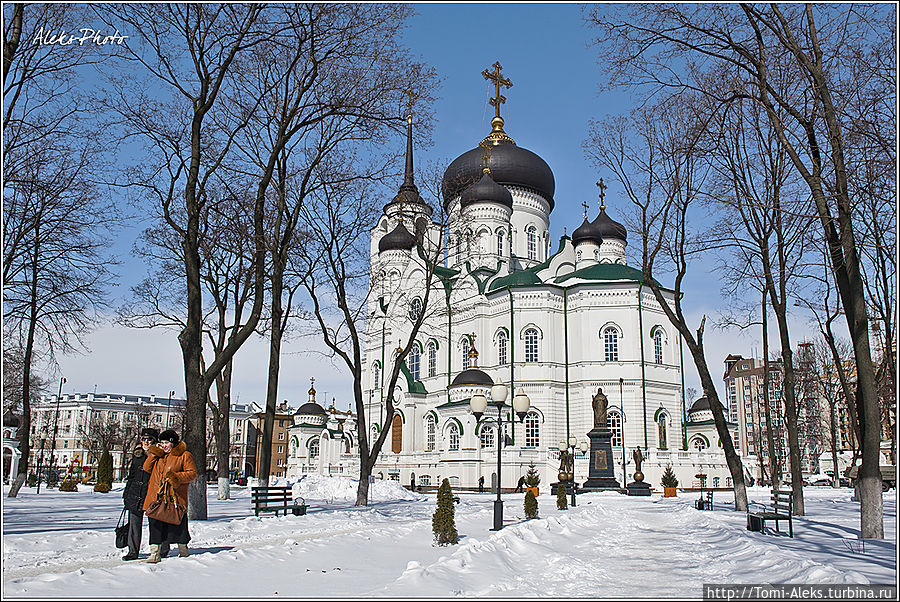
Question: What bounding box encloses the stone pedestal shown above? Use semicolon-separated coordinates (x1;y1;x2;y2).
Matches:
626;480;652;496
581;428;621;490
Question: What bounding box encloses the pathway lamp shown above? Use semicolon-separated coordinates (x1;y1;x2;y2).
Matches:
470;382;530;531
48;377;66;488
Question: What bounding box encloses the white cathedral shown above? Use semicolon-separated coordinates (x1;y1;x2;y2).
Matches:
289;64;747;492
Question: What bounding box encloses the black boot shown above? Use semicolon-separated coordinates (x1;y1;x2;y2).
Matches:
122;552;139;561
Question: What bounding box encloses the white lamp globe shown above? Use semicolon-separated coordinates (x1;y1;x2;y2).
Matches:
579;440;589;453
512;388;530;414
470;393;488;415
490;381;508;404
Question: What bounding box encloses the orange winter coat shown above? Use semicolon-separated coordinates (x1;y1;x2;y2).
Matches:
142;441;198;513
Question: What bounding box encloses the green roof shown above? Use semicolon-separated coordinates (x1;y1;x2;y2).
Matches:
436;398;472;410
487;236;568;292
400;361;427;394
554;262;658;286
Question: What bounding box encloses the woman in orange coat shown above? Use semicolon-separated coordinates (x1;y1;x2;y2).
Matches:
142;429;197;563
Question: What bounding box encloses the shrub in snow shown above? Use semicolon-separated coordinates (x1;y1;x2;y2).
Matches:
661;464;678;488
524;489;538;519
59;478;78;492
26;473;38;487
46;470;58;488
524;464;541;488
94;448;113;492
556;483;568;510
432;478;458;545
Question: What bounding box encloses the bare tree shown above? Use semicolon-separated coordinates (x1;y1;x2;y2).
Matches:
586;95;749;511
3;3;119;498
588;0;891;538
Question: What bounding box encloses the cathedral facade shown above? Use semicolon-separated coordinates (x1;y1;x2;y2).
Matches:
350;65;740;491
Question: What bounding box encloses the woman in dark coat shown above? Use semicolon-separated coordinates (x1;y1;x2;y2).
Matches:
142;429;197;563
121;427;158;561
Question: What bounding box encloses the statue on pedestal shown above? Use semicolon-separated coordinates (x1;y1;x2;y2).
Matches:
632;447;645;481
592;388;608;429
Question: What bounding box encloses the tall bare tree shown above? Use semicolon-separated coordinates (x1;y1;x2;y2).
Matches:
588;0;891;538
4;5;118;498
586;95;749;511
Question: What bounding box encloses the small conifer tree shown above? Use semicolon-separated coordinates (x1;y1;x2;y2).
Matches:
556;483;568;510
26;472;38;487
524;464;540;488
524;489;538;519
432;478;458;545
94;448;113;493
660;464;679;488
59;477;78;492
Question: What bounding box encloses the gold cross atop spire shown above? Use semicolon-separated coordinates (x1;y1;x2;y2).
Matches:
468;333;479;366
481;61;515;146
582;201;590;219
597;179;607;210
405;89;418;123
482;61;512;120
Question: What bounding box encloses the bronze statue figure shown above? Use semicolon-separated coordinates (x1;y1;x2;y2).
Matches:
632;447;644;474
592;387;608;429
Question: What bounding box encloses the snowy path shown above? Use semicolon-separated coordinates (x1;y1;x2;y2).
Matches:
3;480;895;598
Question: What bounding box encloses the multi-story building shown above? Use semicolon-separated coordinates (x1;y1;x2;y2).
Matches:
29;392;255;482
250;401;296;479
723;355;788;484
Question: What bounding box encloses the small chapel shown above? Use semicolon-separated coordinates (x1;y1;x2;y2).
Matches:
297;63;742;491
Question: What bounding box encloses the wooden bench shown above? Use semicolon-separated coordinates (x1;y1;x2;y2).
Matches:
251;486;298;517
747;489;793;537
695;489;713;511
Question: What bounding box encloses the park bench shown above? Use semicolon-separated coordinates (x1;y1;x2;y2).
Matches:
695;488;713;511
251;486;306;517
746;489;793;537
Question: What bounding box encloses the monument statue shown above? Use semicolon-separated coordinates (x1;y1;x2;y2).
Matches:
592;388;608;429
632;447;644;474
558;449;573;475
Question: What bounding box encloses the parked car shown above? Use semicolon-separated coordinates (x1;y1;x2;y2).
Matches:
846;465;896;491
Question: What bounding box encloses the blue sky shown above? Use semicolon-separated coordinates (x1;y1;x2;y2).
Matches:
50;3;830;410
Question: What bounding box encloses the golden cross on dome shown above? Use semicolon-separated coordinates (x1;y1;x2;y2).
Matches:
582;200;590;219
596;179;607;210
479;140;491;174
482;61;513;120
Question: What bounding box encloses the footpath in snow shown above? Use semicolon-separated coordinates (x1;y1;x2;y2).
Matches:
2;477;895;598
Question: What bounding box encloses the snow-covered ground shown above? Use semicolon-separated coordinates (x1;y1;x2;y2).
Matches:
2;478;895;598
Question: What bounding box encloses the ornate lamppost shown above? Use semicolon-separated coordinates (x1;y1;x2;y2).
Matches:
558;436;589;507
470;382;530;531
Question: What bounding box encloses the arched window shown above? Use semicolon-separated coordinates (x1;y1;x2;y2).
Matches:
497;331;508;365
427;342;437;377
713;476;720;488
309;438;320;459
603;327;619;362
691;436;708;451
480;425;494;449
461;338;471;370
465;228;473;255
524;411;540;447
657;413;668;449
409;344;421;382
608;410;623;447
373;363;380;389
496;229;504;256
448;423;459;451
654;330;664;364
425;415;436;451
526;225;537;260
524;328;539;363
455;233;462;262
594;249;600;260
391;414;403;454
409;297;422;322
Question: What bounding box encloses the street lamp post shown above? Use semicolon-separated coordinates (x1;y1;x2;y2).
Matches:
559;436;588;507
47;377;66;487
36;431;47;494
470;382;530;531
166;390;175;427
609;404;628;485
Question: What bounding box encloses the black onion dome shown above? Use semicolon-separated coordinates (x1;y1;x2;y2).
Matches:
460;171;513;209
295;402;328;417
378;221;417;254
442;141;555;210
571;217;604;247
450;368;494;387
591;207;627;241
385;116;432;216
689;396;724;413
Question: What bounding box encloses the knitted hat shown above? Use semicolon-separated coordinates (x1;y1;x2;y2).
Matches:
140;427;159;441
158;429;179;445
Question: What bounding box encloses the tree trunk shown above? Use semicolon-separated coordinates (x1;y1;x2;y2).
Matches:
259;267;285;486
762;292;779;490
830;402;840;488
215;363;233;500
